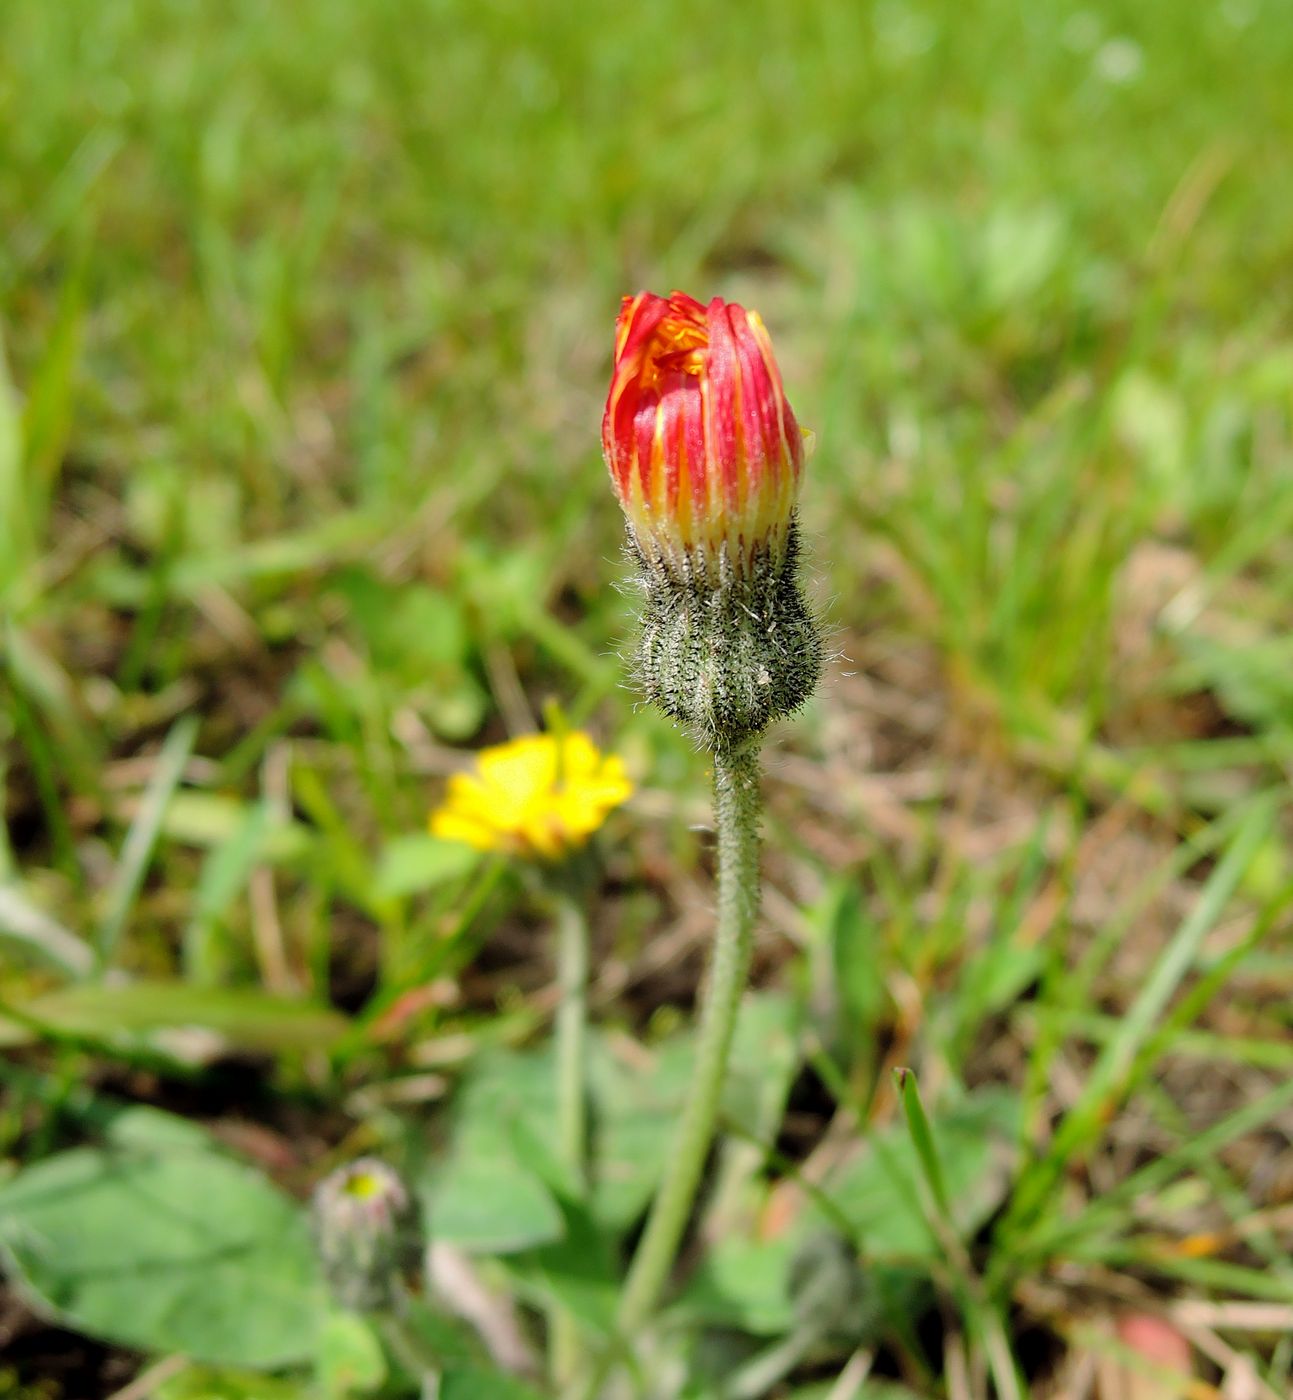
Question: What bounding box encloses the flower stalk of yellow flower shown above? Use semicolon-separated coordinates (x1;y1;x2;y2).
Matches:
546;867;595;1389
552;878;590;1193
593;291;821;1373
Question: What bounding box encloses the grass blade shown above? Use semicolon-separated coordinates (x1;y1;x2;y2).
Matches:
95;715;199;971
894;1066;952;1220
1005;794;1279;1241
894;1068;1023;1400
0;884;94;978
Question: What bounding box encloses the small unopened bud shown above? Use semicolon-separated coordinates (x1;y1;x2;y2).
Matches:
603;292;822;749
312;1158;422;1312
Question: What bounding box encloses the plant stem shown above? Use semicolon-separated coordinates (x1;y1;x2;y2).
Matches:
551;885;590;1386
555;888;590;1191
615;738;763;1334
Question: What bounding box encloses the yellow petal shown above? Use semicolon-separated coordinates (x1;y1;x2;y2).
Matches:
429;730;632;860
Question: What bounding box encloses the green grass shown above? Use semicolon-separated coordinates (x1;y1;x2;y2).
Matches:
3;0;1293;1396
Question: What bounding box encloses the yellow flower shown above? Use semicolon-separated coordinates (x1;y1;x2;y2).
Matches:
430;731;632;860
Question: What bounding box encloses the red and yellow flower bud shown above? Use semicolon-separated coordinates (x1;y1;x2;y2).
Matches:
603;291;806;581
601;290;822;748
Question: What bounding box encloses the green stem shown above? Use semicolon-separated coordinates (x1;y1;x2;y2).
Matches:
616;738;763;1334
551;886;590;1386
555;890;589;1191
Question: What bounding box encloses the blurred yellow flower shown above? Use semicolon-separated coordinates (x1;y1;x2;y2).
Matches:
430;730;632;860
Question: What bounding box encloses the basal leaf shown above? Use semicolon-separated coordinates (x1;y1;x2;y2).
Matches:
0;1140;325;1367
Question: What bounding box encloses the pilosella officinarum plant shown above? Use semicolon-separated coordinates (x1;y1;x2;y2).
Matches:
599;290;823;1360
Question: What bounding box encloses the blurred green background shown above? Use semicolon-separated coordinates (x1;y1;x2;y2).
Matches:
4;0;1293;770
3;1;1293;1395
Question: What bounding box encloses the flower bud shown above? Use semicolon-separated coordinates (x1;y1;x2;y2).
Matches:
312;1158;423;1313
604;292;805;581
602;291;821;748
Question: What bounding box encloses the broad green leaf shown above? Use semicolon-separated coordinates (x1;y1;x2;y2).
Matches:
675;1235;798;1334
504;1193;619;1337
0;1142;325;1366
680;1232;928;1344
316;1309;387;1398
719;993;801;1145
103;1105;216;1152
396;1295;486;1367
681;1089;1018;1337
424;996;798;1248
424;1151;563;1254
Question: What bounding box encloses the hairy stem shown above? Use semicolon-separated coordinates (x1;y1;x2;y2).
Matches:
615;738;763;1334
